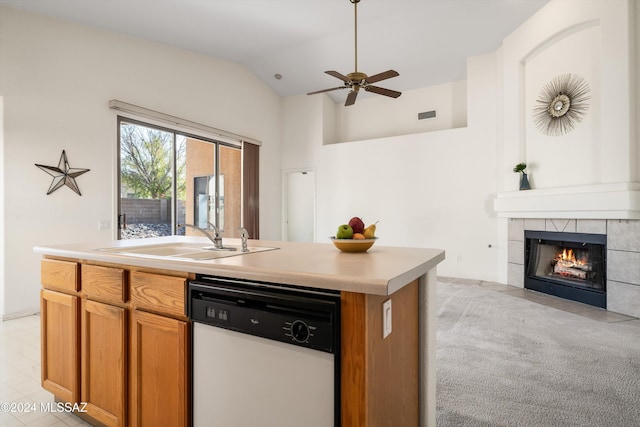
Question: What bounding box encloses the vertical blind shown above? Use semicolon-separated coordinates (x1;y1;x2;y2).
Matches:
242;142;260;239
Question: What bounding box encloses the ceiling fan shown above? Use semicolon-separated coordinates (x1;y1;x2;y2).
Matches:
307;0;401;106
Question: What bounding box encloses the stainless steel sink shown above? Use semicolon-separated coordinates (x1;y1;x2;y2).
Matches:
96;242;278;260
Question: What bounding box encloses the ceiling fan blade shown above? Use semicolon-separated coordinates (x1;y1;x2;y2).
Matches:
365;85;402;98
325;70;351;83
365;70;399;84
307;86;347;95
345;90;358;106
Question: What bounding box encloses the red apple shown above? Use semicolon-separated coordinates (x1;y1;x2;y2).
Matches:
348;217;365;234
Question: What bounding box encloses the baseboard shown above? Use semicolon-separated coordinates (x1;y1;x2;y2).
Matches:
0;309;40;322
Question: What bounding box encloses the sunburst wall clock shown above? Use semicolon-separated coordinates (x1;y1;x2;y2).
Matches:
532;73;590;136
35;150;90;196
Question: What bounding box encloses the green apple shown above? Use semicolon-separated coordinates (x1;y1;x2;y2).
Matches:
336;224;354;239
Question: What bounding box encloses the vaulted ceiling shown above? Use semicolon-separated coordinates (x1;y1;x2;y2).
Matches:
1;0;549;103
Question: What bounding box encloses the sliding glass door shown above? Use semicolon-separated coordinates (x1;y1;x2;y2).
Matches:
117;118;241;240
218;145;242;238
182;138;242;238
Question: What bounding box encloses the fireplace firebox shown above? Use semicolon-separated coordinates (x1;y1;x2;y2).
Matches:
525;230;606;308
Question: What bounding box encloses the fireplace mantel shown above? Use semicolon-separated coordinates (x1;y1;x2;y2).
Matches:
494;182;640;219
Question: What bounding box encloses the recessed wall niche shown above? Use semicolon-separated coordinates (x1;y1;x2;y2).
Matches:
523;23;600;189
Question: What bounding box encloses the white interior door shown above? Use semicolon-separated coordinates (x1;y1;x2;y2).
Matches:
284;169;315;242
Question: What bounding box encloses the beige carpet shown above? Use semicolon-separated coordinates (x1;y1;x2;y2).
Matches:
436;278;640;427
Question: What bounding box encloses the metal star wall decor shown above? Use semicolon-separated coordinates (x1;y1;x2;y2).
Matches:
35;150;90;196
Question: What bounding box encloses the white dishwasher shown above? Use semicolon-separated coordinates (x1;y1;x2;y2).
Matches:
188;276;341;427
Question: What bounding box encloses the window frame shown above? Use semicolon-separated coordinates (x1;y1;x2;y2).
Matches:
116;116;244;240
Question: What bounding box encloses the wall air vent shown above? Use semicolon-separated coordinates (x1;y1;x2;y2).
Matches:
418;110;436;120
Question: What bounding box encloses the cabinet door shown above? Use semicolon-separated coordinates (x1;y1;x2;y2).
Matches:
41;289;80;403
130;310;189;427
81;299;127;427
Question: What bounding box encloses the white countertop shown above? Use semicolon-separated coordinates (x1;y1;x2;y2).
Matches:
34;236;445;295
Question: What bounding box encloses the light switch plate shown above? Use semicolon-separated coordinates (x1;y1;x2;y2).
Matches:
383;299;392;339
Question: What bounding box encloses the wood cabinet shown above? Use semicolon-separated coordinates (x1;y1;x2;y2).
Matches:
129;271;189;427
40;258;81;403
82;264;127;305
81;299;127;427
40;258;191;427
130;309;189;427
341;280;419;427
130;271;186;318
40;289;80;404
41;259;79;293
81;265;128;427
40;255;419;427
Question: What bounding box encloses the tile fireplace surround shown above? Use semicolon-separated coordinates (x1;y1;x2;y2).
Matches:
508;218;640;318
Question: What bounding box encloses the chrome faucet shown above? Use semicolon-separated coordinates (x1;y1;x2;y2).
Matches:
239;227;249;252
179;223;224;249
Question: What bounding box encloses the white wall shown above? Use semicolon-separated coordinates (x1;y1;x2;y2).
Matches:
494;0;639;283
0;7;282;319
500;0;636;191
524;24;601;188
282;54;499;281
0;96;5;316
333;80;467;143
636;0;640;176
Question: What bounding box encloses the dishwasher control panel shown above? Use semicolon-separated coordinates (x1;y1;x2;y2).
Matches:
287;319;312;343
205;306;229;322
188;279;340;354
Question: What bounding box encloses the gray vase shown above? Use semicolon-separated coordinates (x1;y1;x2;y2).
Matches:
519;173;531;190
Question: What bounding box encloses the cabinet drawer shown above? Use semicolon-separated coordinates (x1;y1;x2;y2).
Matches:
130;272;186;318
41;259;79;293
82;265;127;304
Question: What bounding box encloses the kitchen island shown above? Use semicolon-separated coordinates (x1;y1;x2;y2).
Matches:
35;236;444;427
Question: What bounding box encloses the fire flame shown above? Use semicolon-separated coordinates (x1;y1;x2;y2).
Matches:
556;248;585;266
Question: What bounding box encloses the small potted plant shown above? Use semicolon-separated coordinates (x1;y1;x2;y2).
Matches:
513;162;530;190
